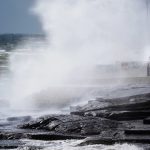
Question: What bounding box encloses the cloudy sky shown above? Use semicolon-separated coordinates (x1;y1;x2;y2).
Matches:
0;0;43;34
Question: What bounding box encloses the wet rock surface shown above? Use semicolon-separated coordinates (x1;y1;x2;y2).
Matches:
20;115;120;136
1;93;150;148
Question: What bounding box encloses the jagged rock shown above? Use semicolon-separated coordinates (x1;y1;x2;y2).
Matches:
20;115;121;136
19;115;61;129
106;111;150;121
84;110;150;121
71;93;150;121
46;120;60;130
72;93;150;112
1;92;150;147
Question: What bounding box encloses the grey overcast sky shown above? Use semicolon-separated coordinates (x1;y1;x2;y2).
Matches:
0;0;43;34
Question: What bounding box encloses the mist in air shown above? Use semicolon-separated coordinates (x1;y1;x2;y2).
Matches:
6;0;150;110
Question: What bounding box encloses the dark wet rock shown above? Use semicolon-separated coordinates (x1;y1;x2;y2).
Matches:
125;129;150;135
143;117;150;124
19;115;60;129
1;93;150;147
16;93;150;145
71;93;150;121
0;145;18;149
0;132;24;140
27;132;85;140
79;128;150;146
106;111;150;121
20;115;121;136
75;93;150;111
84;110;150;121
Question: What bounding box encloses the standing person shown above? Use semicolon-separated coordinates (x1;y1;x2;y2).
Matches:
147;57;150;76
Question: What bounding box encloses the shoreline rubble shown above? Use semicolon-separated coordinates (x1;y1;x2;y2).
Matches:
1;93;150;149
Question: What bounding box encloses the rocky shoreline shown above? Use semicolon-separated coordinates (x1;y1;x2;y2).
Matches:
1;93;150;149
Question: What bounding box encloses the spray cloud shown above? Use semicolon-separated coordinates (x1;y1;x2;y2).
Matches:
8;0;150;109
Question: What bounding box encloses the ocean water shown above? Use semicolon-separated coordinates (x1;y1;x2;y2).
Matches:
20;139;144;150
